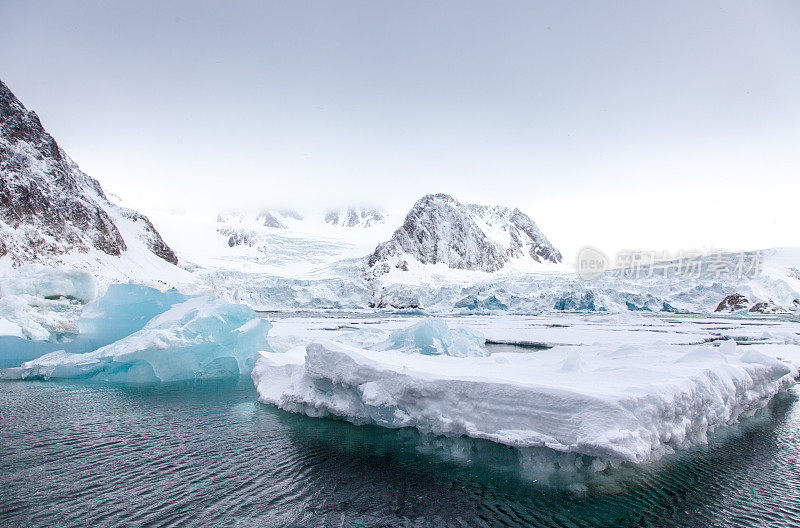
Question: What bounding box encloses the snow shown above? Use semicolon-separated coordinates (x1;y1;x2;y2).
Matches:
2;289;271;383
0;317;23;338
0;265;97;302
0;266;95;340
145;205;396;279
370;317;487;357
253;337;797;465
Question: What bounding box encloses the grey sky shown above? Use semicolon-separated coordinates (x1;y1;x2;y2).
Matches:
2;1;798;257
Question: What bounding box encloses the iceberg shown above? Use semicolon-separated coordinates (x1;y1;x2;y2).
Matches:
0;267;97;341
76;284;190;351
0;267;102;367
253;339;796;464
370;317;487;357
0;266;98;303
3;293;271;384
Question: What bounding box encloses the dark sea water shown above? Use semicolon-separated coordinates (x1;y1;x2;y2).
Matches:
2;379;800;528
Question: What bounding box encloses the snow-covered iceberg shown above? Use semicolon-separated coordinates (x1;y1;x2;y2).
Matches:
0;267;101;367
3;291;271;384
0;266;97;340
253;339;796;464
370;317;487;357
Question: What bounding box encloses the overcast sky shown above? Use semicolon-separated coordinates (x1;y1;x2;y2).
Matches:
1;1;798;258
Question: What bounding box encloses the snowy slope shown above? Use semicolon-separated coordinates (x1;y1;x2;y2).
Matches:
0;79;190;289
146;205;395;278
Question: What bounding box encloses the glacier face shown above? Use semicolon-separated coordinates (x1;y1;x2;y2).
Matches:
367;193;562;278
0;78;188;287
253;338;797;464
202;259;800;316
2;285;271;383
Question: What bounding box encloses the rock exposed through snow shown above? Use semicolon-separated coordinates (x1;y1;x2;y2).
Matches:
0;78;179;276
367;193;561;277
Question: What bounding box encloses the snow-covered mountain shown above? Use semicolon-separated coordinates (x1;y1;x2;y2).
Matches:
324;207;386;228
367;193;561;277
0;79;187;287
143;204;394;277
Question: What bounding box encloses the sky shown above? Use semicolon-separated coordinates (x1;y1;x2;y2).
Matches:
1;0;798;259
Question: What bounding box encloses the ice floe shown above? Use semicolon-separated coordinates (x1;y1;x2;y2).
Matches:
253;338;797;464
0;267;96;341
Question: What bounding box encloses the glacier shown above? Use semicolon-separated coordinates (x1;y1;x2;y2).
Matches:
2;286;271;383
253;338;797;465
197;248;800;316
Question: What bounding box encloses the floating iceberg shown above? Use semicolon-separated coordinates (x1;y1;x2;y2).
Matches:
0;267;97;341
370;317;487;357
0;266;97;303
3;291;271;384
76;284;190;351
253;339;796;464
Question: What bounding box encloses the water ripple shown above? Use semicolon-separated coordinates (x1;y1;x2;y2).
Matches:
2;380;800;527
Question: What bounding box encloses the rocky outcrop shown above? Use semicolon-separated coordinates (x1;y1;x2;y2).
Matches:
748;301;787;314
715;294;749;312
257;211;288;229
0;78;177;267
217;227;257;248
367;194;561;277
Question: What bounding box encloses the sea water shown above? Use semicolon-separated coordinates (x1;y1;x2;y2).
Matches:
2;378;800;527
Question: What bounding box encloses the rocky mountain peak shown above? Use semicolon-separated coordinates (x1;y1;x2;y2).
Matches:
367;193;561;277
0;78;178;269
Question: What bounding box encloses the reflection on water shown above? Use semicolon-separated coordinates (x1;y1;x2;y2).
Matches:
2;380;799;527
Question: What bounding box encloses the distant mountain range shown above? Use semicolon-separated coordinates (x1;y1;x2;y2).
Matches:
5;77;795;315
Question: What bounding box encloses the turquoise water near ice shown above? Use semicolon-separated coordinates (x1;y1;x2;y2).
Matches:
2;379;800;527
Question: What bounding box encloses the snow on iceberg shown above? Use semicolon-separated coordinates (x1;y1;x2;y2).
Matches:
0;266;97;303
253;339;796;464
0;266;97;340
4;294;271;384
370;317;487;357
